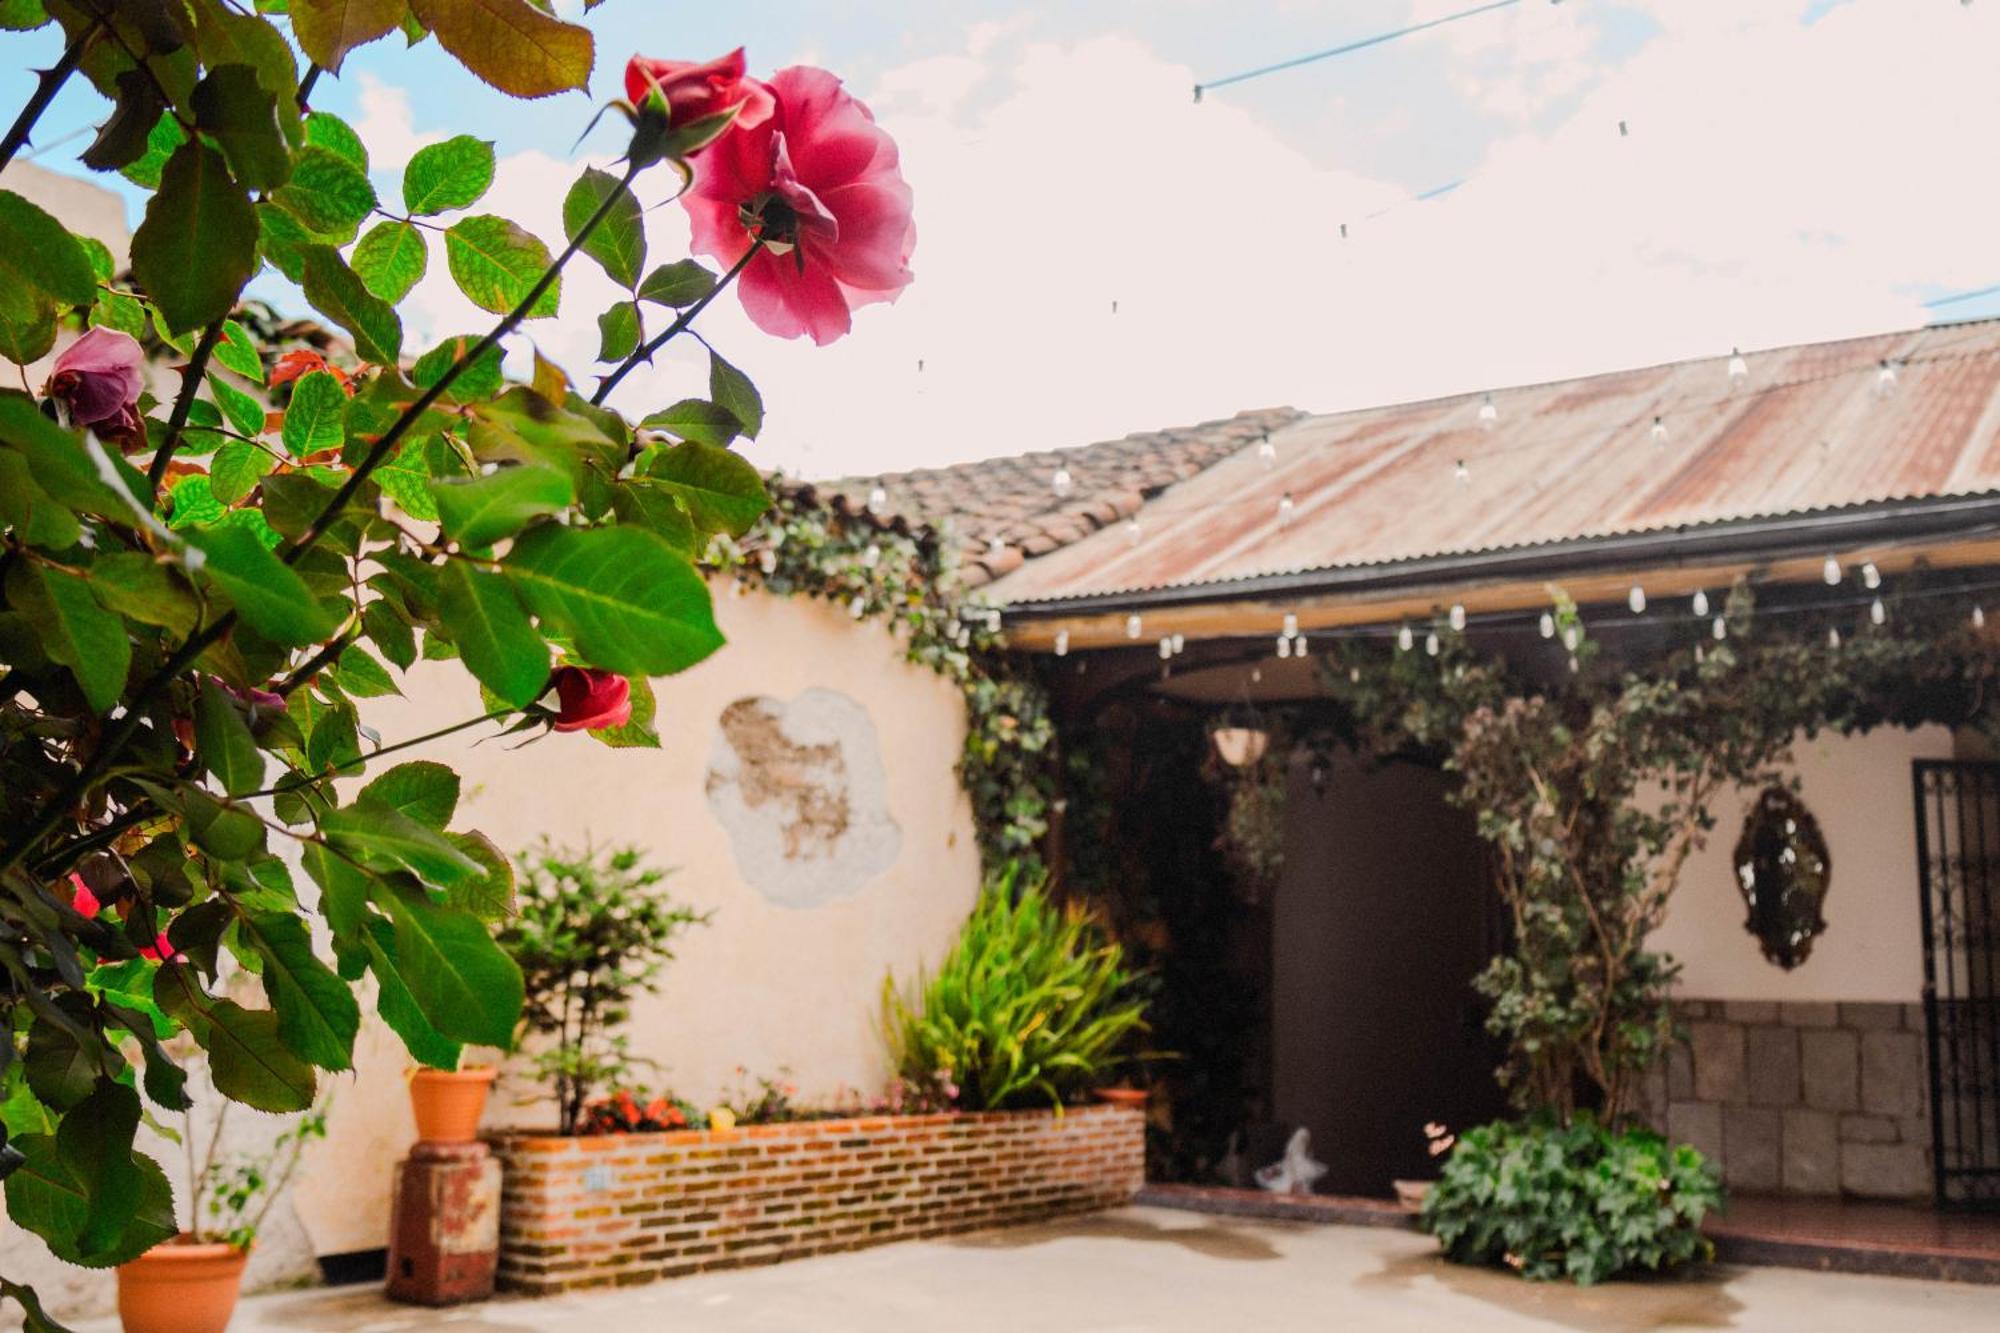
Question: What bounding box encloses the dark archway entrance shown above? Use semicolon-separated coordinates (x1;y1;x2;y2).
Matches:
1269;751;1508;1197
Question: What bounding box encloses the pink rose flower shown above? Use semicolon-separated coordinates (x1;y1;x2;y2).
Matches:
684;66;915;345
549;666;632;732
45;327;146;447
625;49;775;136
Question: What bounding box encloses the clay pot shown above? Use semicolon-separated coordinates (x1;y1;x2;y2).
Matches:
1392;1179;1433;1212
1094;1085;1149;1109
117;1238;249;1333
409;1066;497;1143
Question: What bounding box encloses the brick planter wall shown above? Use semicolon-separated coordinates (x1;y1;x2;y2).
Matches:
491;1105;1145;1294
1635;1000;1932;1199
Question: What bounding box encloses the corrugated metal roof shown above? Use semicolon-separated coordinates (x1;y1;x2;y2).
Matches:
989;321;2000;606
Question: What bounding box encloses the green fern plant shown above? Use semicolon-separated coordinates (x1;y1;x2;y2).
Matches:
883;865;1147;1110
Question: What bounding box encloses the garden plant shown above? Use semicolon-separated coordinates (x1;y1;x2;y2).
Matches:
0;3;913;1324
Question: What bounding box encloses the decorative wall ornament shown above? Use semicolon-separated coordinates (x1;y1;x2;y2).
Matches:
1732;786;1832;969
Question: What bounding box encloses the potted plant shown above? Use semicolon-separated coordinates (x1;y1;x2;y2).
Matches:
408;1062;500;1144
118;1102;328;1333
497;842;708;1135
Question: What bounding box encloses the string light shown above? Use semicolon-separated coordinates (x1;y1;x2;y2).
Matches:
1861;561;1881;590
1691;589;1710;617
1650;416;1669;447
1449;604;1467;631
1172;632;1186;654
862;544;881;568
1563;624;1581;652
1568;654;1580;673
1871;597;1887;626
1477;394;1498;430
1875;359;1898;397
1124;516;1142;545
1975;606;1988;630
1126;614;1142;639
1054;630;1070;656
758;548;777;574
1052;467;1073;497
1160;637;1174;660
1453;458;1470;486
867;486;887;511
1425;631;1441;657
1628;585;1647;614
1539;611;1556;639
986;537;1007;559
1822;555;1843;586
1728;347;1749;386
850;594;867;619
1828;627;1842;650
1294;634;1309;658
1398;624;1415;652
1282;613;1299;638
1278;491;1296;526
1713;615;1728;640
1258;438;1277;468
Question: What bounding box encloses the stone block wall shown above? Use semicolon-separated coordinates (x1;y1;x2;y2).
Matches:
1637;1000;1932;1199
490;1105;1145;1295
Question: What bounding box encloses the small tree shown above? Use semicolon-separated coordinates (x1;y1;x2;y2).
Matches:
499;843;707;1135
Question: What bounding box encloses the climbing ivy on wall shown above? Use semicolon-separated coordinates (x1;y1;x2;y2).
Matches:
712;489;1061;871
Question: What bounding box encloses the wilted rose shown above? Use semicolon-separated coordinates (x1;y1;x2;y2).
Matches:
45;327;145;447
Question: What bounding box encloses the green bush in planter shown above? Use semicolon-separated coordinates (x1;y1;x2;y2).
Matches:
1420;1115;1723;1285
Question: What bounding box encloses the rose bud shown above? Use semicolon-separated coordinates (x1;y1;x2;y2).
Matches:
549;666;632;732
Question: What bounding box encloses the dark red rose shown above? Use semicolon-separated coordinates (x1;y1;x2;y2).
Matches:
549;666;632;732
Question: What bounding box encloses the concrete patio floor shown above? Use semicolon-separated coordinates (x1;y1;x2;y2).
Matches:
120;1206;2000;1332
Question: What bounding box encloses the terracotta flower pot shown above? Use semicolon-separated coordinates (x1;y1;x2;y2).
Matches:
117;1238;249;1333
409;1066;497;1143
1095;1085;1149;1109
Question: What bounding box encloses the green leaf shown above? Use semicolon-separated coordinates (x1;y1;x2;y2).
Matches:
132;142;258;335
4;1134;174;1269
709;350;763;438
56;1079;141;1259
291;0;407;73
645;439;771;537
641;398;740;448
358;761;459;828
207;441;273;508
272;145;376;240
363;918;462;1070
239;911;360;1071
0;0;49;31
437;559;548;708
636;259;716;307
505;524;724;677
260;471;339;540
331;643;399;697
408;0;594;99
592;673;660;749
444;214;560;318
562;167;644;288
86;552;199;639
300;840;375;946
212;318;265;382
190;63;291;192
90;288;148;338
323;800;482;886
411;334;504;403
597;301;640;362
23;1008;106;1113
403;135;495;215
191;523;342;647
609;481;696;554
281;369;349;456
0;189;96;308
155;967;317;1112
301;245;403;365
430;462;573;549
5;562;129;712
304;112;369;171
206;371;267;438
351;219;428;303
118;111;186;190
375;879;523;1048
442;830;514;919
195;675;265;796
0;391;145;515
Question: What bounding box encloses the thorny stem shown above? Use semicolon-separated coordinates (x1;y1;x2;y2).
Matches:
149;320;228;495
0;161;648;880
592;241;763;405
0;18;98;177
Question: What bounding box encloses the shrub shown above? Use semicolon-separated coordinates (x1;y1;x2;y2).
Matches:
1420;1115;1723;1285
497;843;708;1135
883;865;1148;1110
577;1089;706;1136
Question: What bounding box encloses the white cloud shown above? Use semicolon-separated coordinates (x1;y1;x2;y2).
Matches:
383;2;2000;480
353;74;440;171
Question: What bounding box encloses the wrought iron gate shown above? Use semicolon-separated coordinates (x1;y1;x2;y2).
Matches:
1913;760;2000;1209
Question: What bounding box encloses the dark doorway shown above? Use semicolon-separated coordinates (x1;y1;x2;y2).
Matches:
1269;751;1506;1197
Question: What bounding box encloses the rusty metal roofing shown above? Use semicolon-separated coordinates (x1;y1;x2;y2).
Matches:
987;321;2000;607
798;408;1307;587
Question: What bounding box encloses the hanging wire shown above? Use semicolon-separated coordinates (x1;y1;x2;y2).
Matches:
1192;0;1524;101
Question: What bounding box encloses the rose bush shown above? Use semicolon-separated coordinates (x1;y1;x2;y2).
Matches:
0;4;909;1325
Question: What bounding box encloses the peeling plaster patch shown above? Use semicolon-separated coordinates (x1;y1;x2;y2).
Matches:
705;689;900;908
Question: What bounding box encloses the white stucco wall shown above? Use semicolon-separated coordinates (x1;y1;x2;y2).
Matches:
1651;725;1955;1002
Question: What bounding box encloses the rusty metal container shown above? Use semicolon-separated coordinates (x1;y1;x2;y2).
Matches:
385;1140;500;1305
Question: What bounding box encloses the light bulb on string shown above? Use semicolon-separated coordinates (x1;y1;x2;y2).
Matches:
1453;458;1470;487
1258;438;1277;468
1975;606;1988;630
1875;359;1898;397
1822;555;1843;586
1160;638;1174;660
1278;492;1295;526
1052;467;1073;497
1870;597;1887;626
1171;632;1185;655
1861;561;1881;590
1692;589;1710;617
1563;624;1581;652
1449;604;1467;632
1054;630;1070;657
1695;644;1706;664
1477;394;1498;430
1650;416;1669;447
1828;627;1842;650
1728;347;1748;387
1539;611;1556;639
1713;615;1727;640
1282;613;1299;639
758;548;777;575
986;536;1007;560
1126;614;1142;639
1628;585;1647;614
1397;624;1415;653
1124;516;1142;545
862;544;880;568
1294;635;1309;659
1275;635;1291;659
1425;632;1440;657
849;594;867;620
867;485;887;511
1568;654;1580;674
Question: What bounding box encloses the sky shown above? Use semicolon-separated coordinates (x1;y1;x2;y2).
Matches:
6;0;1999;479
